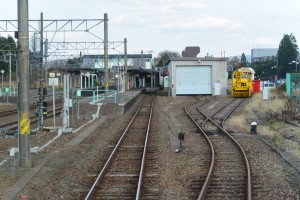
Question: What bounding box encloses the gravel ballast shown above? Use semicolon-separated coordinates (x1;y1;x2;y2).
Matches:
0;95;299;200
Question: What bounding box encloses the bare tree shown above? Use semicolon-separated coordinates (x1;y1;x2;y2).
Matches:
156;50;180;67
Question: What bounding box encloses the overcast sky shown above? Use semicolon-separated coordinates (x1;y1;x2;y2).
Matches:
2;0;300;58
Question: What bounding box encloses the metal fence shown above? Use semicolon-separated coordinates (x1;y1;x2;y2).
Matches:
286;73;300;100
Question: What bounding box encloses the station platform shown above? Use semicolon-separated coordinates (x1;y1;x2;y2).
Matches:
92;89;143;115
95;87;160;114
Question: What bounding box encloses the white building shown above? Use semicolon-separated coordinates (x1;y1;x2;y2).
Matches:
167;57;227;96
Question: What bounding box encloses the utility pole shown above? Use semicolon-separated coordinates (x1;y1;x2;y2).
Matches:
80;51;83;89
124;38;128;91
1;70;4;93
104;13;109;90
18;0;31;167
8;51;12;94
141;50;143;67
38;12;44;132
117;56;120;93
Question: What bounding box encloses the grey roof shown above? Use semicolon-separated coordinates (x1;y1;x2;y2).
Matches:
167;57;227;64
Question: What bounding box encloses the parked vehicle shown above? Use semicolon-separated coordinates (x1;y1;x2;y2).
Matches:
231;67;254;97
260;81;276;91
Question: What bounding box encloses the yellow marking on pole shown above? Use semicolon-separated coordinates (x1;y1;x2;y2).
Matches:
20;112;30;135
105;82;108;88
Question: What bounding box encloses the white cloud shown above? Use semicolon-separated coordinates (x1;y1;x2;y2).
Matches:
160;15;246;31
158;0;206;12
111;0;207;26
3;0;300;57
178;0;207;10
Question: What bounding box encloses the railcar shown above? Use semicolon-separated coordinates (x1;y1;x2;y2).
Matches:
231;67;254;97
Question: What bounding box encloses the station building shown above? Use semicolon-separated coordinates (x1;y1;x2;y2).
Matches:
167;57;227;96
46;53;158;91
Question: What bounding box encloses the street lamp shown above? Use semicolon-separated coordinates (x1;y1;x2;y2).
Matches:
289;60;299;73
56;73;61;88
271;66;277;80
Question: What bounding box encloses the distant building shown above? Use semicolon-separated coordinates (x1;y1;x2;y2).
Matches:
251;48;278;62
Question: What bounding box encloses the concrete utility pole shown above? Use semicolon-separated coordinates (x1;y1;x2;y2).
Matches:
18;0;31;167
38;12;44;132
8;51;12;94
141;50;143;68
104;13;109;90
124;38;128;91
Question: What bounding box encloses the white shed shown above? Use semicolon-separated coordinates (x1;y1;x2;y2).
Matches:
167;57;227;96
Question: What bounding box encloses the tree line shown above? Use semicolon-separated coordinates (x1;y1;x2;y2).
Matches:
156;34;299;81
0;33;299;81
227;33;299;80
0;35;17;77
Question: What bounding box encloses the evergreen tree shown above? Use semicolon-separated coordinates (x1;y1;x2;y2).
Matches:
0;35;17;74
252;57;277;80
240;53;247;67
277;33;299;78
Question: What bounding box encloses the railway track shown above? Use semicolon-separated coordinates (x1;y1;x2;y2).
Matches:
85;96;155;200
185;97;251;199
0;99;63;118
0;107;62;132
0;98;63;134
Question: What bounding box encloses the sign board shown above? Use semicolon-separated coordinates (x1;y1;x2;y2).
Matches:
49;72;55;78
263;88;269;100
69;99;73;107
145;61;151;69
163;76;169;88
76;90;81;97
214;82;221;95
5;88;10;93
49;78;58;86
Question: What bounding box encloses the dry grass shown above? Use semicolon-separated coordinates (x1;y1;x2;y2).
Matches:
227;114;252;132
245;92;287;120
228;88;300;159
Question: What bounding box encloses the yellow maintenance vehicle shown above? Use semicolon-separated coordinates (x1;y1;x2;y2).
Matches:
231;67;254;97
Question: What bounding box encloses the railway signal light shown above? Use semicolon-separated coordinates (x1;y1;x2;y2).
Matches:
178;132;185;151
43;101;48;117
178;132;185;140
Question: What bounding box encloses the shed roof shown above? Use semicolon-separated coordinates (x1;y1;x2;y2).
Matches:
166;57;227;65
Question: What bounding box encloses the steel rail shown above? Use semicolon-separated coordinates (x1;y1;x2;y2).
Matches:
185;98;251;200
136;96;154;200
85;96;154;200
0;99;63;118
221;98;245;128
219;98;252;200
0;107;62;130
197;101;252;200
200;98;237;131
184;98;215;200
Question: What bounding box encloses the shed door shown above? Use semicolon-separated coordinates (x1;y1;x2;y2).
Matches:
176;66;212;95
